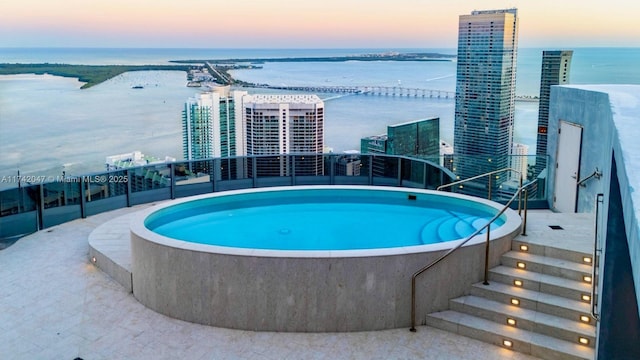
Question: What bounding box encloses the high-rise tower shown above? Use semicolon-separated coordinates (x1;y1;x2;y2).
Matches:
182;88;247;174
453;8;519;196
535;50;573;178
242;94;325;176
360;118;440;157
360;117;440;178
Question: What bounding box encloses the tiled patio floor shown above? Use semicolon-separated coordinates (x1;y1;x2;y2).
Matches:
0;204;544;359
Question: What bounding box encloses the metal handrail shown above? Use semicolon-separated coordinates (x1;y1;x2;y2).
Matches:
591;193;604;321
578;168;602;187
437;168;523;214
409;180;534;332
436;167;522;192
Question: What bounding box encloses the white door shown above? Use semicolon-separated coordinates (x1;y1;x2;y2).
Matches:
553;121;583;212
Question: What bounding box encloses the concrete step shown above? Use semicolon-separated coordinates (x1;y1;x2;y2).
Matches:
501;251;592;282
424;229;599;359
489;265;592;301
426;310;594;360
449;295;596;346
469;281;591;322
512;239;594;265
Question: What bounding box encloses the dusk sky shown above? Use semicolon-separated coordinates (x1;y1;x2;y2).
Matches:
1;0;639;48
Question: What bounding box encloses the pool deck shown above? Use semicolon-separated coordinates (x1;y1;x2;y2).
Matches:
0;203;593;359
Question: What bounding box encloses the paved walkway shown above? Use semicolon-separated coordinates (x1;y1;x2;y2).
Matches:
0;204;542;360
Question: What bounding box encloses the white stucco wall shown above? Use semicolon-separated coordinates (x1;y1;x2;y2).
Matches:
547;84;640;321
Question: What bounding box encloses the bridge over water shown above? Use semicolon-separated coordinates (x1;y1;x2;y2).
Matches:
255;85;456;99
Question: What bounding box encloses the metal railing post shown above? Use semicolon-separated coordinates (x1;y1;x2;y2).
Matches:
214;160;219;193
591;193;604;321
330;155;335;185
368;156;373;185
170;163;176;200
291;155;296;186
410;279;417;332
518;175;523;215
252;157;258;188
483;227;490;285
125;170;132;207
522;189;528;236
423;162;428;189
487;175;492;200
80;177;87;218
37;183;44;230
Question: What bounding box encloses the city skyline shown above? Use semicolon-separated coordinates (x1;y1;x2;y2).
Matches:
1;1;639;49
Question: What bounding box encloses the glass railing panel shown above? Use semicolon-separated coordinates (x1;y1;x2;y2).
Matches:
371;155;398;180
174;160;213;185
331;153;368;178
358;155;372;179
436;154;549;202
0;185;37;216
401;157;425;185
293;154;324;176
0;153;552;240
218;157;250;181
130;164;171;193
81;170;128;201
39;180;82;208
253;155;292;178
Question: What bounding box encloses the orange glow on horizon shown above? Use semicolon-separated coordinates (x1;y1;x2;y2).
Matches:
1;0;639;47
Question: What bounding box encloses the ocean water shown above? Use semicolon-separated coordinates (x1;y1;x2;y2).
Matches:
1;47;639;185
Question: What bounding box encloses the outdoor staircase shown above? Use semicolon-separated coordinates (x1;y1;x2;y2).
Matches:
425;237;597;360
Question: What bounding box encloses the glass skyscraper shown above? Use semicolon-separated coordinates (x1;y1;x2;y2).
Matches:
182;89;247;175
535;50;573;177
360;117;440;157
360;117;440;180
453;8;519;196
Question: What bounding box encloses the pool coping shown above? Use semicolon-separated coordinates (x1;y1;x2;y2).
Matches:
130;185;522;258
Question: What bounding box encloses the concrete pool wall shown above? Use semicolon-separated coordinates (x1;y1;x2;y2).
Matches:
130;186;522;332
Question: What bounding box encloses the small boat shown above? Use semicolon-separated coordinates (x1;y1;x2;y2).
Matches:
132;85;144;89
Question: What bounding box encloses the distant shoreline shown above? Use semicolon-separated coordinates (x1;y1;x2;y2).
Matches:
0;52;455;89
0;63;191;89
170;52;456;64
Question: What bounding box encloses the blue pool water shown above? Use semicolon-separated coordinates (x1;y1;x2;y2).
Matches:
146;188;505;251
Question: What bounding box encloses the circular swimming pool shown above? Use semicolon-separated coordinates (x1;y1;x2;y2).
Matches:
145;187;504;251
130;186;522;332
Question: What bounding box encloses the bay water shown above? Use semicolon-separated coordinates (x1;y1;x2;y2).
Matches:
1;47;639;187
